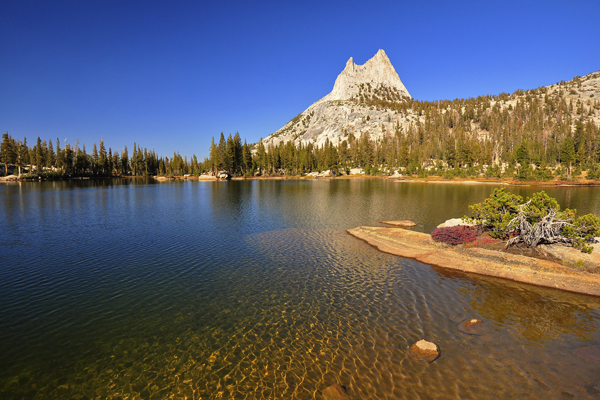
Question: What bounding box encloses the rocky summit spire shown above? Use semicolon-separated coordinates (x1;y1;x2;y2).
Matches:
325;49;410;101
263;49;412;150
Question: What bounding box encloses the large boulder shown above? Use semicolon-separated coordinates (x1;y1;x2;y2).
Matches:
408;339;440;363
437;218;477;228
0;174;18;181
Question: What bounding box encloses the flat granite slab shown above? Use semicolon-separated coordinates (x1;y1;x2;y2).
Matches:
347;226;600;297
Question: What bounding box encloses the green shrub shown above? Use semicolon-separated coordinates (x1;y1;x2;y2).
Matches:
467;189;600;252
467;188;523;238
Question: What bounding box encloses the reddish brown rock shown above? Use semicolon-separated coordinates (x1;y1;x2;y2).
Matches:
381;220;417;228
573;345;600;363
322;384;351;400
408;339;440;363
458;319;490;335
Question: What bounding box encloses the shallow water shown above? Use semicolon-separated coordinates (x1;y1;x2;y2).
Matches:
1;179;600;399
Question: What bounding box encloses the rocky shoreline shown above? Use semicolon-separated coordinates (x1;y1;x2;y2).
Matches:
5;173;600;187
347;226;600;297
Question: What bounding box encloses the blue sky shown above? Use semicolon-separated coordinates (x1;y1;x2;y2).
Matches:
2;0;599;159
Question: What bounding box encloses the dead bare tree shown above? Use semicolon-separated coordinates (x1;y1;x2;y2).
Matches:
505;200;574;249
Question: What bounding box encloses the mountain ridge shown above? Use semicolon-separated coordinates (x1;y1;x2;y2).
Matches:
261;50;600;155
262;49;413;149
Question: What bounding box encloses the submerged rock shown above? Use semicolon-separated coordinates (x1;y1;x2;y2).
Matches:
573;345;600;363
408;339;440;363
381;220;417;228
458;319;489;335
449;312;467;323
322;384;351;400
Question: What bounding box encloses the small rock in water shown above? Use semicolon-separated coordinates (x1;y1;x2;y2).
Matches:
408;339;440;363
381;220;417;228
458;318;489;335
573;345;600;363
322;384;351;400
449;312;467;323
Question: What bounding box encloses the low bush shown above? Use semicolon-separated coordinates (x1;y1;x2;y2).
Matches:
466;188;600;253
431;225;479;245
472;237;496;246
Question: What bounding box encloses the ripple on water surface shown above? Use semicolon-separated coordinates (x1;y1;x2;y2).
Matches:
2;181;600;399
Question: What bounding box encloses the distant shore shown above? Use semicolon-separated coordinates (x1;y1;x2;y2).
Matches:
174;174;600;187
5;173;600;187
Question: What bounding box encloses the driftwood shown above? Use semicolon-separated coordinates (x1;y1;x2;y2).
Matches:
505;201;574;249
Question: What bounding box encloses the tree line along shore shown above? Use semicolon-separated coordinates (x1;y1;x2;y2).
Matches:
2;74;600;181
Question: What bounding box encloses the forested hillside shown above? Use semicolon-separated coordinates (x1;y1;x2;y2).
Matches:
244;70;600;180
2;71;600;180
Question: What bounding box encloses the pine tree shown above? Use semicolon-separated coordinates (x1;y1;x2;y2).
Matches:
18;137;29;175
209;137;219;175
242;139;252;175
63;144;74;175
191;154;198;175
108;148;113;175
515;141;530;166
256;139;266;174
561;137;576;177
99;140;108;175
121;146;129;175
217;132;226;172
47;139;55;168
1;132;16;175
92;143;99;174
35;137;44;173
132;143;137;175
233;132;243;175
56;139;63;171
224;134;235;174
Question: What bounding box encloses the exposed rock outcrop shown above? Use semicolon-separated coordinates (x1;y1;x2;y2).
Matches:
381;220;417;228
437;218;477;228
408;339;441;363
347;226;600;296
261;50;600;167
324;49;410;102
0;174;19;181
263;50;412;149
539;243;600;270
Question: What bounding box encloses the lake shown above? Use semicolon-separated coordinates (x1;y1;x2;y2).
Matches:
1;178;600;399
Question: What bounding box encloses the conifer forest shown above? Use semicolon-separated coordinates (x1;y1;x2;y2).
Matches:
2;72;600;181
